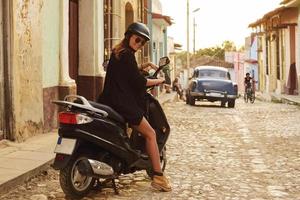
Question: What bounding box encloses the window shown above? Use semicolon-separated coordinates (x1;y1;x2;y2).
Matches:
198;69;229;80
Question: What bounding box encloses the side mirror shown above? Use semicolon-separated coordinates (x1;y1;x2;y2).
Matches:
158;56;170;67
152;56;170;78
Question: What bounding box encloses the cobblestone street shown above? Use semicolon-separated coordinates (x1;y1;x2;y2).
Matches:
1;99;300;200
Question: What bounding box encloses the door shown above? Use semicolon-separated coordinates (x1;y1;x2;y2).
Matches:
0;0;4;139
287;26;298;95
69;0;79;84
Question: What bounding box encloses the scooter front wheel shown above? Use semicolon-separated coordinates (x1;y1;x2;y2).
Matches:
59;155;96;199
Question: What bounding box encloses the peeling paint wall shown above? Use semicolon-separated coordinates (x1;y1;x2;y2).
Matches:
12;0;44;141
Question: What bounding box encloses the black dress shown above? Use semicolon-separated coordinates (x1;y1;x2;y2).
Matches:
98;49;147;125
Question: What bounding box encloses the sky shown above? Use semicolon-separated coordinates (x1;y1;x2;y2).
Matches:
160;0;283;51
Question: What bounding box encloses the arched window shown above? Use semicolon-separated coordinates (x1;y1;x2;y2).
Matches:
125;2;134;29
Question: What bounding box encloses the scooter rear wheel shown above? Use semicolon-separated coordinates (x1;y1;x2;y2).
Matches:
59;155;96;199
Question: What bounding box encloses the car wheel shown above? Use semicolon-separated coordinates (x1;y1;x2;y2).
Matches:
221;101;226;107
228;99;235;108
190;96;195;106
185;94;190;104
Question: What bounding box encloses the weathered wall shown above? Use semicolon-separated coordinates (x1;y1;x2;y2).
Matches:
12;0;44;141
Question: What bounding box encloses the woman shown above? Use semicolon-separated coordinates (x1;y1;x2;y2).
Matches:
172;77;184;100
98;22;171;192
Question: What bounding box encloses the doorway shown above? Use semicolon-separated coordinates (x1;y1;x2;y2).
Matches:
69;0;79;85
287;26;298;95
287;63;298;95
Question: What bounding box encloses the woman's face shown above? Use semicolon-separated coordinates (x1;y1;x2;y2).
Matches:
129;34;146;51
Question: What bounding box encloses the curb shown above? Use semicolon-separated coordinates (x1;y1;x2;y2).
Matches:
281;97;300;106
0;159;54;196
255;93;300;106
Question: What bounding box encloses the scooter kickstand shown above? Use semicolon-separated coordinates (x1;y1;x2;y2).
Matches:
112;178;119;195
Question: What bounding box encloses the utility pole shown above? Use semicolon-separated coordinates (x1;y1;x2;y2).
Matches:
193;8;200;55
147;0;153;62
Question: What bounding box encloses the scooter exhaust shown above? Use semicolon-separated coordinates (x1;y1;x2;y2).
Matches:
77;159;114;177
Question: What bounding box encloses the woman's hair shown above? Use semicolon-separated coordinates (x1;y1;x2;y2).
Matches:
113;32;133;59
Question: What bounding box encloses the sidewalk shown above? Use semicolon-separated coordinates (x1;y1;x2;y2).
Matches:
256;91;300;106
0;133;57;195
0;92;177;195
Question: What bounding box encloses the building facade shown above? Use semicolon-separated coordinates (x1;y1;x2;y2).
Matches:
249;2;299;96
0;0;105;141
0;0;172;142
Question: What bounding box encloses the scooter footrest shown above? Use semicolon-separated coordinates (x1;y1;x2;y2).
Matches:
141;154;149;159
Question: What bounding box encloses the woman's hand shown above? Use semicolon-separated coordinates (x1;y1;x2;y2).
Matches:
146;77;165;87
141;62;159;71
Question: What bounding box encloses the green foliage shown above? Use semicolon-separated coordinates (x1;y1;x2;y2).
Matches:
221;40;237;51
176;40;238;67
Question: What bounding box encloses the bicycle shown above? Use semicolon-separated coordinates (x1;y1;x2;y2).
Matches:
244;87;255;103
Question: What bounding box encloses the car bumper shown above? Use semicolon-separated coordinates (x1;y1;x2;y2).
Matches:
190;91;237;99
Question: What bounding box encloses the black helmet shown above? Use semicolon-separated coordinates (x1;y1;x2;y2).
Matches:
246;72;250;76
125;22;150;41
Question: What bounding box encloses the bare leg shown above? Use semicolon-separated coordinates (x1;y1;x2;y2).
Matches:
133;117;162;173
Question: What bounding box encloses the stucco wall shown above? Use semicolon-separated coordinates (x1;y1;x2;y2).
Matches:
79;0;96;76
78;0;105;77
12;0;44;141
42;0;60;88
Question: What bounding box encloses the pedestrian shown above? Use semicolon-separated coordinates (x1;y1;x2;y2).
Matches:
97;22;171;192
172;77;185;100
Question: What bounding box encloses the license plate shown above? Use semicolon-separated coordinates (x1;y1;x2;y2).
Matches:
54;137;77;155
207;92;223;97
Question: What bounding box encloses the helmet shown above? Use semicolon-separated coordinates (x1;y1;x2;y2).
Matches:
125;22;150;41
246;72;250;76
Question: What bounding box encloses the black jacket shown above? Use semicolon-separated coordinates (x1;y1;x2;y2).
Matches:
98;49;147;125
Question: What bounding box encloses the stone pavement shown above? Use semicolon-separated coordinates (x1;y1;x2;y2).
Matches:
1;97;299;200
0;91;177;196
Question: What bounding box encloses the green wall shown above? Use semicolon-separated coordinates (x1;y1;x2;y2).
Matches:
42;0;60;88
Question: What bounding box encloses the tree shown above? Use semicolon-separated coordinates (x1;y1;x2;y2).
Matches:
175;40;238;68
221;40;236;52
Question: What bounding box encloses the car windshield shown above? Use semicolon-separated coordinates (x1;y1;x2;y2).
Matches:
198;69;229;80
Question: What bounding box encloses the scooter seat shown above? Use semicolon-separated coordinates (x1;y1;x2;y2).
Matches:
89;101;125;124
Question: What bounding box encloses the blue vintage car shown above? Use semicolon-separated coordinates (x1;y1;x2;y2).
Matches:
186;66;238;108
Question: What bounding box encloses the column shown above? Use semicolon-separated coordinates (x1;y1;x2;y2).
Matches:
60;0;75;86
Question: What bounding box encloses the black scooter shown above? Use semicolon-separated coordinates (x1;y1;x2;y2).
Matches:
52;57;171;199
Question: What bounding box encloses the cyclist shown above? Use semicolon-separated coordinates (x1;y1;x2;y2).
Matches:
244;72;256;102
244;72;253;92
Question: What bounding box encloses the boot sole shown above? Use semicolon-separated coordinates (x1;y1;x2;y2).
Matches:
151;182;172;192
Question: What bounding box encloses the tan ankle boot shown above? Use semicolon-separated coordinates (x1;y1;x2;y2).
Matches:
151;175;172;192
